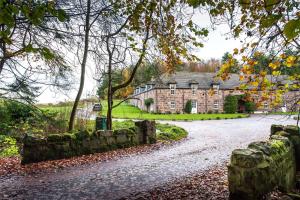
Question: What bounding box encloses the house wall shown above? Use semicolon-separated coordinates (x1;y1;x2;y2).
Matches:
130;88;300;114
130;89;157;112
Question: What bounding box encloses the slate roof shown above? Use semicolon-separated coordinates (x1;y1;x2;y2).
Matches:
152;72;238;89
146;72;289;90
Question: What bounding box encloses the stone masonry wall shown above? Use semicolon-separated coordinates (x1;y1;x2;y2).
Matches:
228;124;300;200
21;120;156;164
130;88;300;114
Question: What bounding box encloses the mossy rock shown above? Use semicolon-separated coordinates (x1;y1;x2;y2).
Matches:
230;148;265;168
23;134;46;145
248;141;273;156
74;130;91;140
271;124;284;135
47;134;63;142
284;125;300;135
113;128;135;136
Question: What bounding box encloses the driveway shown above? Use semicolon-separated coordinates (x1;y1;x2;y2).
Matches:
0;115;296;199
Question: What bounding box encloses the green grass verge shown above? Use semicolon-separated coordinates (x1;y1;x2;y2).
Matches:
39;100;248;121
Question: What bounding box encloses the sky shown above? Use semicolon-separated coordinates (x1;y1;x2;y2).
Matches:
37;11;243;104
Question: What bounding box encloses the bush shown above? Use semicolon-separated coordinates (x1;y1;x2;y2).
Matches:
207;110;213;114
224;95;238;113
0;135;19;157
156;123;188;141
144;98;154;112
184;100;192;114
245;102;256;113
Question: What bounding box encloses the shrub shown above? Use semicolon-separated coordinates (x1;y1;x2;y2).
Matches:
245;102;256;113
0;135;19;157
144;98;154;112
224;95;238;113
207;110;213;114
156;123;188;141
184;100;192;114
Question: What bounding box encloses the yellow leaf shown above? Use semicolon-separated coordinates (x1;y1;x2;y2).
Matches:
284;55;296;67
272;71;281;76
233;48;239;55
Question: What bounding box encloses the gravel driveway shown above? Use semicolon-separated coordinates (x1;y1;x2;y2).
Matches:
0;115;296;200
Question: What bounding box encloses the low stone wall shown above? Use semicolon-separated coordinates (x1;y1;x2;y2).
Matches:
21;120;156;164
228;124;300;200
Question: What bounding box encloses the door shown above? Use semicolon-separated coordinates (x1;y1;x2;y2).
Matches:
191;100;197;114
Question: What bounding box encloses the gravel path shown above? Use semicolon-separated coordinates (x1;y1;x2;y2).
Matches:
0;115;296;200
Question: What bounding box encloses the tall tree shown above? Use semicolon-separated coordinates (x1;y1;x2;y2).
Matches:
68;0;92;131
0;0;70;103
91;0;208;130
209;0;300;112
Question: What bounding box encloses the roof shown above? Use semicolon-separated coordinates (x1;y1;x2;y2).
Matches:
146;72;290;90
151;72;239;89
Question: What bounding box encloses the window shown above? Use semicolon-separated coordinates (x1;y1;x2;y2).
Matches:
147;85;152;90
213;100;219;109
170;101;176;109
191;84;198;95
213;84;219;95
170;84;176;95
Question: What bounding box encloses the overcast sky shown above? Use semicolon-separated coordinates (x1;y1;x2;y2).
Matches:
37;11;243;104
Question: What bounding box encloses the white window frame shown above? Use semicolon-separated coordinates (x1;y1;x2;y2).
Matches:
170;84;176;95
213;85;219;95
213;100;219;109
170;101;176;109
191;84;198;95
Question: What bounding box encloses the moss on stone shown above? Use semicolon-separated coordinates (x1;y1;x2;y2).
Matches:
284;125;300;135
230;148;265;168
271;124;284;135
74;130;90;140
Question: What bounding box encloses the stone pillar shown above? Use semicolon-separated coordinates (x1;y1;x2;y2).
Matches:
135;120;156;144
228;135;296;200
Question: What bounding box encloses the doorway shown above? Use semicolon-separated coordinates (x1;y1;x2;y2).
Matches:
191;100;197;114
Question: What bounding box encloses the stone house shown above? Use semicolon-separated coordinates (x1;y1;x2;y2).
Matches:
129;72;299;114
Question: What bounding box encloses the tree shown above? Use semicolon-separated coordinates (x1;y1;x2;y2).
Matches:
0;0;70;103
224;95;238;114
92;0;207;130
144;98;154;112
207;0;300;113
68;0;91;131
184;100;192;114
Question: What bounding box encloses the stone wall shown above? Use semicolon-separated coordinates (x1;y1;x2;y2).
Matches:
21;120;156;164
228;124;300;200
130;87;300;114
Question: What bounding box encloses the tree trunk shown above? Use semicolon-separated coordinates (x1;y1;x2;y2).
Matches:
68;0;91;131
106;56;113;130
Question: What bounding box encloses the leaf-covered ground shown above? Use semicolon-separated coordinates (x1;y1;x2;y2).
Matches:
0;142;164;177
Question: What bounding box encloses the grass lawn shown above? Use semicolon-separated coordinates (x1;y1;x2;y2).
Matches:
106;100;248;120
39;100;249;121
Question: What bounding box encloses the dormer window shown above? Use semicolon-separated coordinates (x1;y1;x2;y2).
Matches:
191;84;198;95
170;84;176;95
212;84;219;95
147;85;152;90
